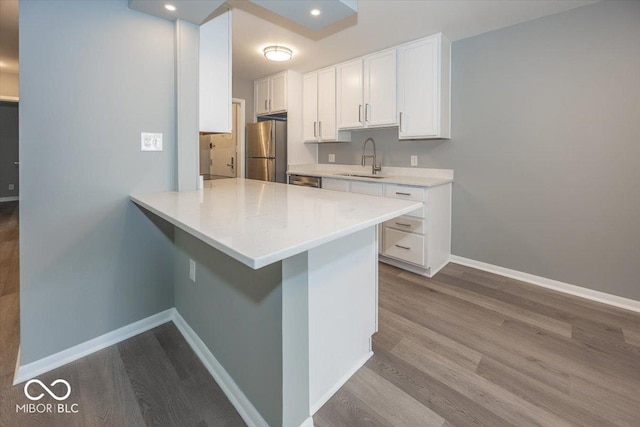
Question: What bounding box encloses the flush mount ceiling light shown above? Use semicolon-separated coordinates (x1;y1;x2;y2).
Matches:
310;9;321;16
164;4;176;11
263;46;293;62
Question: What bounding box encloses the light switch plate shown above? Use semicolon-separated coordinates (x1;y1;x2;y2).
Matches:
328;154;336;163
410;155;418;166
141;132;163;151
189;259;196;282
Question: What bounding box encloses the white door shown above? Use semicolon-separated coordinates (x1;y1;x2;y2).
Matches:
336;59;364;129
270;72;287;112
210;132;235;177
364;49;397;127
255;77;270;115
317;67;337;141
303;72;318;142
398;38;438;138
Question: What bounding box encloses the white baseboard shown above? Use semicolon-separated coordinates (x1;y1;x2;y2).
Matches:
310;351;373;415
0;196;19;203
171;310;270;427
13;308;175;385
449;255;640;314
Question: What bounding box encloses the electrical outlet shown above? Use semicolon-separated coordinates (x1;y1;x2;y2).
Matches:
410;155;418;167
8;184;14;190
189;259;196;282
141;132;163;151
328;154;336;163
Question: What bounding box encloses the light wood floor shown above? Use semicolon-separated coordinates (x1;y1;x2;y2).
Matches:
2;201;639;426
315;262;640;427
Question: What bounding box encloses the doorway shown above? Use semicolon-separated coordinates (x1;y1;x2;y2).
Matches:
199;99;245;180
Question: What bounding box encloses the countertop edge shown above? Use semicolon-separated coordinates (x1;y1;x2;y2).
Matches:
130;193;421;270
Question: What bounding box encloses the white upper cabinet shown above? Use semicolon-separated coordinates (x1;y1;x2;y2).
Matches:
397;33;451;139
336;59;364;129
317;68;338;141
303;67;347;142
337;49;397;130
199;11;231;133
255;71;287;115
269;72;287;113
254;77;269;115
303;73;318;142
363;49;397;127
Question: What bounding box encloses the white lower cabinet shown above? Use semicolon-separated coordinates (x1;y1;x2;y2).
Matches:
318;177;451;277
322;178;350;192
350;181;384;196
383;228;425;266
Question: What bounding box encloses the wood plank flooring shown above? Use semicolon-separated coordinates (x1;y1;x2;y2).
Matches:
2;201;640;426
315;263;640;427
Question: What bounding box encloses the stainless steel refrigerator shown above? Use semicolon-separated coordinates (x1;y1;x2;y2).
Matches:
246;120;287;183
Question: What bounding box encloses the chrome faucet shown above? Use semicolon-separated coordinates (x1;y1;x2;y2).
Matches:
361;137;382;175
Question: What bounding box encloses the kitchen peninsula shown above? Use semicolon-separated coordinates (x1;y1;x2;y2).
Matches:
130;178;421;427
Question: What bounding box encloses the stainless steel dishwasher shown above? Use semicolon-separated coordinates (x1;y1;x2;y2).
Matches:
288;174;322;188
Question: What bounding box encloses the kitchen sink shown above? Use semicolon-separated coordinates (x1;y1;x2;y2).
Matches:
337;173;387;179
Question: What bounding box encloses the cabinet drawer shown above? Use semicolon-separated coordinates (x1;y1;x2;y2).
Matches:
350;181;383;196
322;178;349;192
385;216;425;235
383;228;425;266
384;184;426;202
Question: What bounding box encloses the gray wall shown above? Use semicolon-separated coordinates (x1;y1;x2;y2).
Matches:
320;0;640;301
232;76;254;123
19;0;176;363
0;101;19;199
174;228;283;426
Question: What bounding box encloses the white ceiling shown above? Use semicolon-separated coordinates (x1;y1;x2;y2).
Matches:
232;0;598;81
0;0;19;74
0;0;598;81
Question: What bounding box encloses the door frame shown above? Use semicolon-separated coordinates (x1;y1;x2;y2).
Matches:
233;98;246;179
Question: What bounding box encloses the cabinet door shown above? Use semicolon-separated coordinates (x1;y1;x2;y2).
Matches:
363;49;397;127
322;178;349;192
303;72;318;142
336;59;364;129
255;77;270;115
398;37;438;138
270;72;287;112
317;67;337;141
350;181;383;196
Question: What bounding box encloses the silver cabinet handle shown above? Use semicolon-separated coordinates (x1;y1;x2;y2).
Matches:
358;104;362;122
395;192;411;196
395;222;411;227
269;99;272;110
399;112;403;132
365;103;370;122
314;122;317;137
395;244;411;250
265;100;268;110
319;121;322;137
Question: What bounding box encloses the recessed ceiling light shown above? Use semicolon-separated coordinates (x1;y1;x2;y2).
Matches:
164;4;176;11
310;9;321;16
263;46;293;62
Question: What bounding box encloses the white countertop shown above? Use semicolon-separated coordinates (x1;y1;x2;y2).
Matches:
287;164;454;187
130;178;421;269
